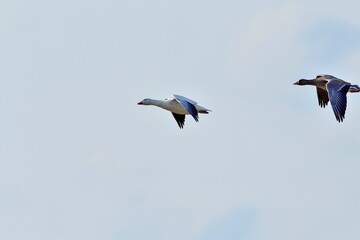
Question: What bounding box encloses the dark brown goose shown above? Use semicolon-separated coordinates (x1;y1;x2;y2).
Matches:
294;74;360;122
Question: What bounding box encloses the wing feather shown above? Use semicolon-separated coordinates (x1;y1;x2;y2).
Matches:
173;95;199;122
326;80;351;122
172;113;185;128
316;88;329;108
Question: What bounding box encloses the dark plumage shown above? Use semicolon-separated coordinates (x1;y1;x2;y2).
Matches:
294;74;360;122
172;113;185;128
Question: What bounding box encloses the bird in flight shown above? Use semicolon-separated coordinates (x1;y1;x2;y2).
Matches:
294;74;360;122
138;94;211;128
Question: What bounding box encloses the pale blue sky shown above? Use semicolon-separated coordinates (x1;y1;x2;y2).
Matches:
2;0;360;240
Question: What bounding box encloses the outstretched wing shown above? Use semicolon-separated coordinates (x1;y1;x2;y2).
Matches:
326;80;351;122
173;95;199;122
172;113;185;129
173;94;197;105
316;87;329;108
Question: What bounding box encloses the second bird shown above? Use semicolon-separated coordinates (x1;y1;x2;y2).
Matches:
294;74;360;122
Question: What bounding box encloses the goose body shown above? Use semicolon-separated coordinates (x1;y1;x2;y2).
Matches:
138;94;211;128
294;74;360;122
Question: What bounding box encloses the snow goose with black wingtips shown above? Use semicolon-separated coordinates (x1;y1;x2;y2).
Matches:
138;94;211;128
294;74;360;122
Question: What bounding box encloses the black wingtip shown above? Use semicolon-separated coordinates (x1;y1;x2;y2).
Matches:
318;101;328;108
172;113;185;129
335;114;345;122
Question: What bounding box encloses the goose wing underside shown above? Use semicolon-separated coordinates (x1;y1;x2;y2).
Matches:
316;88;329;108
172;113;185;129
326;80;351;122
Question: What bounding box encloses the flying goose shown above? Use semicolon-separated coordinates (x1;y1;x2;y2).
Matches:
138;94;211;128
294;74;360;122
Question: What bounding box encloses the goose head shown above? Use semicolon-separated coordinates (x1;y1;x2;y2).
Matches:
137;98;162;106
293;79;310;85
294;74;333;85
137;98;151;105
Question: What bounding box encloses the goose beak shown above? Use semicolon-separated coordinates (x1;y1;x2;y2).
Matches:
137;101;144;105
293;81;300;85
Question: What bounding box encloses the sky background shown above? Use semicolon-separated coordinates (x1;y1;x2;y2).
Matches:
2;0;360;239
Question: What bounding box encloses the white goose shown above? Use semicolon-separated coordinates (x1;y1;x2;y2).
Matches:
138;94;211;128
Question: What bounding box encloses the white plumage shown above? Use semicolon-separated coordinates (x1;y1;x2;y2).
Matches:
138;94;211;128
